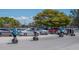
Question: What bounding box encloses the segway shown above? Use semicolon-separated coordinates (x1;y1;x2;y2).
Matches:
33;36;39;41
71;33;75;36
33;32;39;41
70;29;75;36
59;32;64;37
12;38;18;44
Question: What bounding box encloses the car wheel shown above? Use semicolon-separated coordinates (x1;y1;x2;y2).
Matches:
24;33;27;36
46;33;48;35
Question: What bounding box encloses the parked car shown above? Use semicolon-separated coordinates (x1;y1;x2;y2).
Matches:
17;29;27;36
48;28;58;34
0;28;12;36
57;28;67;35
26;29;39;36
18;28;39;36
37;29;48;35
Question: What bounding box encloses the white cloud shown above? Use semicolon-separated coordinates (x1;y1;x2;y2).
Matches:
10;16;29;19
10;16;33;25
16;16;29;20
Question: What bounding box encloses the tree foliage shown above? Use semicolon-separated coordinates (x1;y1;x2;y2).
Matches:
0;17;21;28
33;9;71;27
70;9;79;27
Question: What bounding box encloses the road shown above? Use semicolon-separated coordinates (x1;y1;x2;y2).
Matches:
0;33;79;50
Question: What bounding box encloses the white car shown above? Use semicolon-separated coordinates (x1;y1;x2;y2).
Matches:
0;28;12;36
19;30;27;36
19;28;39;36
37;29;48;35
17;29;27;36
26;29;39;36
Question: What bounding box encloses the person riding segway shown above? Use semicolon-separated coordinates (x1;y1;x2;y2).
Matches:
66;28;75;36
11;27;18;44
70;28;75;36
33;28;39;41
59;27;64;37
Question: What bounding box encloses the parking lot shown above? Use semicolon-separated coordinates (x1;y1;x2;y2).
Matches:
0;31;79;50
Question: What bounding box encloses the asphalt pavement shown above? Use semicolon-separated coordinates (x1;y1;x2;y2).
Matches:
0;32;79;50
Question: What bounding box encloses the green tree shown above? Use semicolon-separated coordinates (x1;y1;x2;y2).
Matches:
33;9;71;28
70;9;79;27
0;17;21;28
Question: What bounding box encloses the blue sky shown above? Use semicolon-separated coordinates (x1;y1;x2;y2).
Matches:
0;9;71;25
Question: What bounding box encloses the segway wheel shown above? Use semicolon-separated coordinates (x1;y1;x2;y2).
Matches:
71;34;75;36
59;33;64;37
12;39;18;44
33;37;39;41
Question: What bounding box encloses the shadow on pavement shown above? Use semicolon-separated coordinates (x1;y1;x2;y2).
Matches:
7;42;18;44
